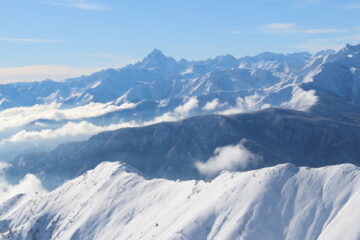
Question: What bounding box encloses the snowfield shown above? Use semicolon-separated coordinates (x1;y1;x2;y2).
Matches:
1;161;359;240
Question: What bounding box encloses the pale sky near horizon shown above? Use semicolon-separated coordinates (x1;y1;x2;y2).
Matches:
1;0;360;83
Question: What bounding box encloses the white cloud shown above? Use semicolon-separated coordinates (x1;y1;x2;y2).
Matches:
281;87;318;110
0;164;46;204
195;141;262;177
301;28;347;34
150;112;178;123
219;94;262;115
203;98;221;111
0;162;9;171
174;97;199;116
45;0;107;10
143;97;199;125
258;23;347;35
0;37;59;43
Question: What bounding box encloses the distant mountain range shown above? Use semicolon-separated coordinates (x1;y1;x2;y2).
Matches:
3;43;360;189
0;47;330;110
0;46;332;162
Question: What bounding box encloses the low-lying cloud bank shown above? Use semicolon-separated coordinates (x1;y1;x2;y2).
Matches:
0;121;138;161
218;94;263;115
0;98;200;161
1;98;200;146
0;101;137;132
151;97;199;123
202;98;221;111
195;141;262;177
1;121;136;144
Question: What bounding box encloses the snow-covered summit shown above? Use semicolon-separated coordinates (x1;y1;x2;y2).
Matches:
133;49;181;71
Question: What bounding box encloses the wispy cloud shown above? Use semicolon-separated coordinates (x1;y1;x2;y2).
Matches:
301;28;346;34
0;37;59;43
259;23;296;32
44;0;107;11
258;23;347;34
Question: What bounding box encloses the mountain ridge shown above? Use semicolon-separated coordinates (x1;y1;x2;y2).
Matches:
6;95;360;189
1;161;360;240
0;47;325;109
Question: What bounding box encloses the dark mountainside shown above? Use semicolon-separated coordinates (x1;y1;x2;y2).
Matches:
6;92;360;189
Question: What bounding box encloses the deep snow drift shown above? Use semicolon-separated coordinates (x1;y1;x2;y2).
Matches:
1;161;359;240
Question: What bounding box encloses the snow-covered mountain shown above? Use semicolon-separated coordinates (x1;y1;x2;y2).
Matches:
1;44;360;239
1;161;360;240
2;44;360;179
303;44;360;104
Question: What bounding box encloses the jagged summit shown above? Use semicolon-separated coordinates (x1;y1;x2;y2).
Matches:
134;48;180;71
211;54;239;68
146;48;167;59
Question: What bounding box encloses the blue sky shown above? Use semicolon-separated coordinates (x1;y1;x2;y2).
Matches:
0;0;360;82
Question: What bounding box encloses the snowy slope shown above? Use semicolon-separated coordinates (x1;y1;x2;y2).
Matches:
302;44;360;104
1;161;360;240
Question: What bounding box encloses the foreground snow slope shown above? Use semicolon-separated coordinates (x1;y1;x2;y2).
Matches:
1;162;360;240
